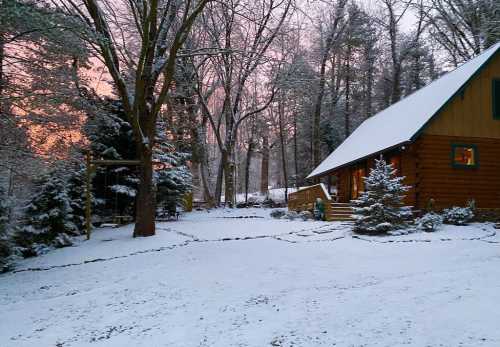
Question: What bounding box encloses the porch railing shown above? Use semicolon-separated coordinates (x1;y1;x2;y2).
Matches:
288;183;332;212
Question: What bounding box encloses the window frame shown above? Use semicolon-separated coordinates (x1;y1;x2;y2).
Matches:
493;78;500;120
450;143;479;169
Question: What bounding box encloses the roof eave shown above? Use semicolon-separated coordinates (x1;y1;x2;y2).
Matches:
306;140;413;179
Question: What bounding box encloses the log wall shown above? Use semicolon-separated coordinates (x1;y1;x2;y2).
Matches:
416;134;500;209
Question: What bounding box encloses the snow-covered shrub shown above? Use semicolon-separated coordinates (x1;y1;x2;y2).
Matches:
299;211;314;221
53;233;73;248
270;209;286;219
282;211;299;220
15;173;77;257
442;207;474;226
417;212;443;232
352;156;413;234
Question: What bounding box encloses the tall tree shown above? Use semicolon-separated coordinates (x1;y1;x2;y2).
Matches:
57;0;211;236
424;0;500;65
195;0;293;206
311;0;348;167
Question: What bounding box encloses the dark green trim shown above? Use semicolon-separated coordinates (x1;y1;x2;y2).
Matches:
493;78;500;120
450;143;479;169
411;44;500;141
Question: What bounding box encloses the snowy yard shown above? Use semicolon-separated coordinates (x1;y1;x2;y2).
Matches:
1;208;500;347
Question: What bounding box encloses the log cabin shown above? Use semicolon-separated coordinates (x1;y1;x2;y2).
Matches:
288;42;500;221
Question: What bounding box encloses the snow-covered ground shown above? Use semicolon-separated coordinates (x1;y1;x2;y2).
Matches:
1;208;500;347
235;188;300;203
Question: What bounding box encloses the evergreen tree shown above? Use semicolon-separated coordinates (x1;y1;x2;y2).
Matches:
16;173;75;256
0;186;12;271
84;99;138;218
66;162;89;231
155;121;192;211
351;156;412;234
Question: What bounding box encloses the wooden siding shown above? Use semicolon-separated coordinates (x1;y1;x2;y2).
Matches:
336;167;351;203
400;145;418;207
424;54;500;138
416;134;500;209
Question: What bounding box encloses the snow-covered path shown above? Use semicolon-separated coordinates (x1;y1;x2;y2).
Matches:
1;209;500;347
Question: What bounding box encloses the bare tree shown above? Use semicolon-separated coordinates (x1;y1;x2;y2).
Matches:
423;0;500;65
311;0;348;167
195;0;293;206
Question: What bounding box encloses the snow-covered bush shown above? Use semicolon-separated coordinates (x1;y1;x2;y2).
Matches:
282;211;299;220
352;157;413;234
417;212;443;232
15;173;76;257
270;209;286;219
299;210;314;221
442;207;474;226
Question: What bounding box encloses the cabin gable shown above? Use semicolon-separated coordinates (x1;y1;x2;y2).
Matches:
423;52;500;139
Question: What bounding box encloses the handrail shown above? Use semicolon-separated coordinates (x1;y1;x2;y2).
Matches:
288;183;332;212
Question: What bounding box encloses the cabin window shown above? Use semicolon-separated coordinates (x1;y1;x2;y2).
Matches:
493;79;500;120
451;144;478;168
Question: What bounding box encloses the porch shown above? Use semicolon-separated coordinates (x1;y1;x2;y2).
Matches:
287;183;353;222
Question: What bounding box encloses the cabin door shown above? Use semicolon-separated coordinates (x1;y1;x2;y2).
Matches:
350;167;366;200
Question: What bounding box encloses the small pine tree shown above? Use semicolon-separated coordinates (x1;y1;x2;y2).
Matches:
66;162;89;232
16;173;76;256
351;156;413;234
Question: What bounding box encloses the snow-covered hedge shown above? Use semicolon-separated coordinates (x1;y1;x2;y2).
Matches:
442;207;474;226
417;212;443;232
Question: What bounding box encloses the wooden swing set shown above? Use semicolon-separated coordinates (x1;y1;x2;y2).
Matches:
84;152;168;240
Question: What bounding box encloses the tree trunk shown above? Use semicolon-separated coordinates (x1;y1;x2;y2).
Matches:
312;52;328;167
0;32;5;115
244;140;254;203
133;145;156;237
200;158;214;206
391;63;402;103
260;135;269;195
344;42;351;138
293;113;299;187
223;149;235;207
278;102;288;203
215;158;224;205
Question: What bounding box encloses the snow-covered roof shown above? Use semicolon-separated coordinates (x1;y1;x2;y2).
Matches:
308;42;500;179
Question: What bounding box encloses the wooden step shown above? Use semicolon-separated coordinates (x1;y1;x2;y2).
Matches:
329;207;353;214
329;214;355;221
331;202;351;207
